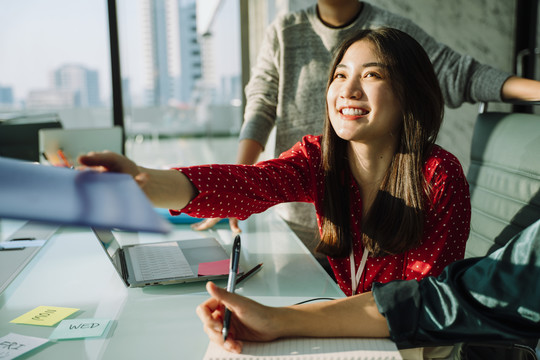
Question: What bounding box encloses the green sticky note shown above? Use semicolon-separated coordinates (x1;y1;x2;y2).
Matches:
10;306;79;326
49;319;112;340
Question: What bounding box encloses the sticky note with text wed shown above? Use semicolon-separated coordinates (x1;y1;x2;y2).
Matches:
49;318;112;340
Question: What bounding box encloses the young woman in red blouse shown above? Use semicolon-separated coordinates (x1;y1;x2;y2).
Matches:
79;28;471;297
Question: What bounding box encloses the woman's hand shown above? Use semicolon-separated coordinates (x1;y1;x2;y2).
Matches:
196;282;390;354
78;151;140;178
196;282;284;353
78;151;152;190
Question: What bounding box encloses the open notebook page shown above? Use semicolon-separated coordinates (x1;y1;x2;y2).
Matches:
203;337;403;360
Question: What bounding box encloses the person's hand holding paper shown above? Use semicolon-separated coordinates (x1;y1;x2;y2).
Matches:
78;151;197;211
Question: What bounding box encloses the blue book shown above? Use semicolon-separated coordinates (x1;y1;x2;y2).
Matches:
154;208;227;225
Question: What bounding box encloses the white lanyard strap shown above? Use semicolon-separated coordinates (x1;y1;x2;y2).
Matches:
350;249;369;295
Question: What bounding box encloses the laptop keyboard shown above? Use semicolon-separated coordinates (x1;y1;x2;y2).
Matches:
127;242;195;282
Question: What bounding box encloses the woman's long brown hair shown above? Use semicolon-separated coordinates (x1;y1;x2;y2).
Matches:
317;28;444;258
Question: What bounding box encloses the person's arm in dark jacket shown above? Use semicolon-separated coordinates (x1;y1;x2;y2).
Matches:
373;219;540;348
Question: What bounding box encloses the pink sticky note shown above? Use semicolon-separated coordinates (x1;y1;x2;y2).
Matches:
198;259;230;276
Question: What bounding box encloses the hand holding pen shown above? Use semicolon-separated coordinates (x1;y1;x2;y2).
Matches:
222;234;241;341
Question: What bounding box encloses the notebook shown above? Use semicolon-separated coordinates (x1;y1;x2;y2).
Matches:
92;228;232;287
203;337;403;360
0;156;171;234
38;127;123;166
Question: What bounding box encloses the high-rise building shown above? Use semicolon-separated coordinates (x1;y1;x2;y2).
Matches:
217;74;242;105
141;0;201;106
52;64;101;107
0;85;14;106
26;65;100;110
26;89;75;110
179;0;202;104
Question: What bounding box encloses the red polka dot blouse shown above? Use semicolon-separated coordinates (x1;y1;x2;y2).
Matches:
173;135;471;296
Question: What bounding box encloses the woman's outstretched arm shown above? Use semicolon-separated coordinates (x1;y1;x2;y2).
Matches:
78;151;196;210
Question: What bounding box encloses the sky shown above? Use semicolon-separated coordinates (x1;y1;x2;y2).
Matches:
0;0;110;100
0;0;239;104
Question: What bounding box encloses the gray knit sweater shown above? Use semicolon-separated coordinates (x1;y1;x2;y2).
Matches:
239;1;511;230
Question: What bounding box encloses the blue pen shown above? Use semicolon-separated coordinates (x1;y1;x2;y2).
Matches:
222;234;241;341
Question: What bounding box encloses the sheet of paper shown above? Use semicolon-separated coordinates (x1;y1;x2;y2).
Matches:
10;306;79;326
49;318;112;340
198;259;230;276
0;333;48;360
203;337;403;360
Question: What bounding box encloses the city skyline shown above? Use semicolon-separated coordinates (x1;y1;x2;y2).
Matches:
0;0;241;108
0;0;110;104
26;64;101;109
0;59;241;109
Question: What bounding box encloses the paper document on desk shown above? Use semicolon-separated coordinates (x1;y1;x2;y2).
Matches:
203;337;403;359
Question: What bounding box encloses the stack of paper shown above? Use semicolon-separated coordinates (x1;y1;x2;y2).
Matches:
203;337;403;360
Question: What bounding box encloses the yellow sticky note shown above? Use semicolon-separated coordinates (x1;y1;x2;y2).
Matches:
10;306;79;326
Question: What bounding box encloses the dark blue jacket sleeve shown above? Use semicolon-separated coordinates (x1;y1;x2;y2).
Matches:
372;219;540;348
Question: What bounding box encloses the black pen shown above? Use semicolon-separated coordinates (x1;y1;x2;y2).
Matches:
222;235;241;342
236;263;263;285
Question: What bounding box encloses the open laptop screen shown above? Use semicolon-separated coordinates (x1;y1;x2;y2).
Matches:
92;228;231;287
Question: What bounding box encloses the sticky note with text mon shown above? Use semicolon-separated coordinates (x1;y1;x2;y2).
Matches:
10;306;79;326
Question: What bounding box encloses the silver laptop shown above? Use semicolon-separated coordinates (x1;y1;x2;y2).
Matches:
92;228;234;287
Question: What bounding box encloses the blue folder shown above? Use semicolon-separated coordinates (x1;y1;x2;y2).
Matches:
154;208;227;225
0;156;171;233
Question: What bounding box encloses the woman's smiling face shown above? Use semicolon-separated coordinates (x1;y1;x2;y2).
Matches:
326;39;402;145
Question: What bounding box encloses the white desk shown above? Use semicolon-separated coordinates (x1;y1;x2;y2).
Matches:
0;136;343;358
0;210;344;359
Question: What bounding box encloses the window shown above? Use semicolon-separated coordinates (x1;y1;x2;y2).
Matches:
116;0;243;138
0;0;113;128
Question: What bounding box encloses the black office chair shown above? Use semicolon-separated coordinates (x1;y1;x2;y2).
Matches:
456;101;540;360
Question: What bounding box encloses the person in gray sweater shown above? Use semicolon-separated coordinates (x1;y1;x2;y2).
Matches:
192;0;540;273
